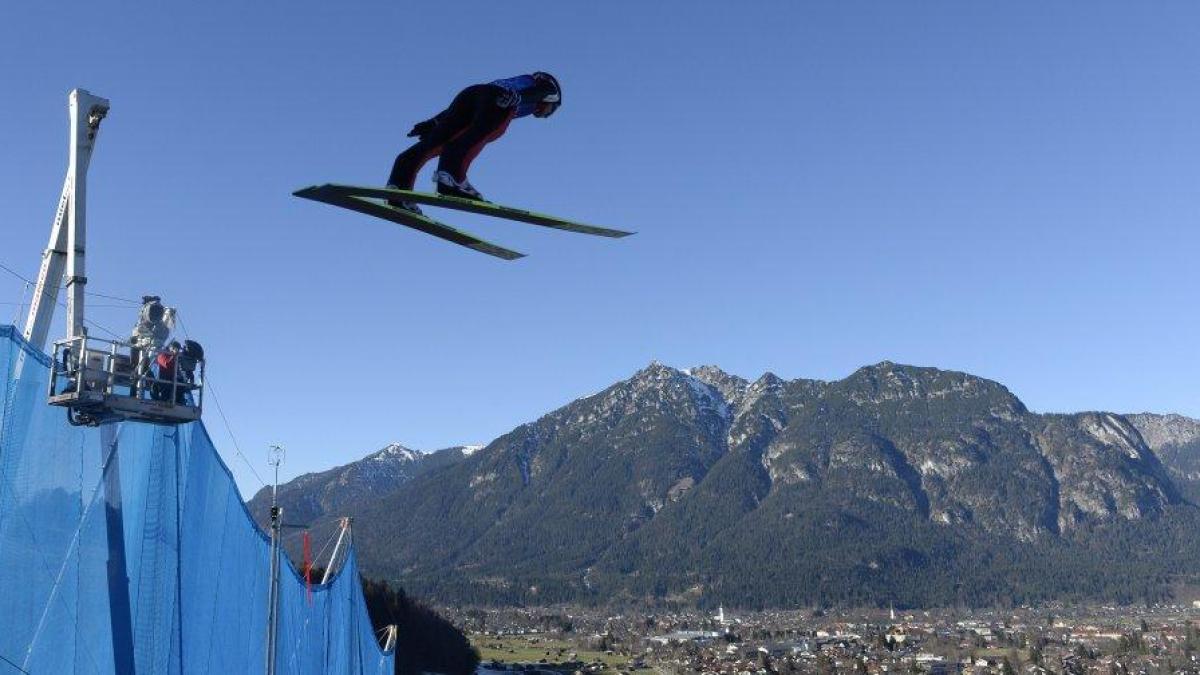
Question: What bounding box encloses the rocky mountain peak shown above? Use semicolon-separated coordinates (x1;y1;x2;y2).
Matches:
686;365;749;404
370;443;424;463
1127;413;1200;500
1127;413;1200;452
842;362;1027;416
247;443;470;530
606;362;731;422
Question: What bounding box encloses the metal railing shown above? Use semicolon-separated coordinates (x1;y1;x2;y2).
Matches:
48;334;204;416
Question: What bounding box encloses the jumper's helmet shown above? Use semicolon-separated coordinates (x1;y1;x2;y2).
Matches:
531;71;561;118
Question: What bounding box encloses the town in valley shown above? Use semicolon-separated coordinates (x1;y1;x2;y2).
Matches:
447;604;1200;675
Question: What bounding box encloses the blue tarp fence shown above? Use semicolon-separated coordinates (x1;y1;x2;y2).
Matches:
0;325;394;674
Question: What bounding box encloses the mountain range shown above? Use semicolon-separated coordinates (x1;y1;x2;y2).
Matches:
249;362;1200;609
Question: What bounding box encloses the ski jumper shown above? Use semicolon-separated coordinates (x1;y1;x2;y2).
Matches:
387;75;557;191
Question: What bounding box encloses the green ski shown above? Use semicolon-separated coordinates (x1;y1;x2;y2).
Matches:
294;185;525;260
313;183;634;238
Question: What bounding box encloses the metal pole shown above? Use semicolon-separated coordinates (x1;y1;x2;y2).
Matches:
265;445;285;675
320;517;351;585
381;626;398;652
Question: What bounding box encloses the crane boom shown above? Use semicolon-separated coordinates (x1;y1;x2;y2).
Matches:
23;89;109;349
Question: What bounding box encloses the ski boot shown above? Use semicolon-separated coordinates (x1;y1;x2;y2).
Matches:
434;171;488;202
385;185;422;215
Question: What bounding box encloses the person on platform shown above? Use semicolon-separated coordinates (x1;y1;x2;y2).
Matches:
386;72;562;213
130;296;175;398
130;296;175;353
151;340;180;403
176;339;204;404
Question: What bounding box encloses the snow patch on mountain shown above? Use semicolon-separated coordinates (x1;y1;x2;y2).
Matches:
681;372;732;425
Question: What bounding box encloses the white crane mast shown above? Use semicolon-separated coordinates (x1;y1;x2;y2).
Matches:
23;89;109;350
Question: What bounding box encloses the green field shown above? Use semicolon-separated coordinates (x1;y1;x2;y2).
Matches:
471;634;656;675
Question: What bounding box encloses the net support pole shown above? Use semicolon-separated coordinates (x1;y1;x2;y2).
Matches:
320;517;351;585
101;426;136;674
265;504;281;675
265;446;284;675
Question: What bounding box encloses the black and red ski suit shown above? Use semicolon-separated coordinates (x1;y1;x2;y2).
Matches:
387;75;556;190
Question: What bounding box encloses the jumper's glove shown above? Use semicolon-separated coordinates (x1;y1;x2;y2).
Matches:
407;119;437;139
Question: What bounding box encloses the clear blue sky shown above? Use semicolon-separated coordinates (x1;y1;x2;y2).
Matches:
2;2;1198;496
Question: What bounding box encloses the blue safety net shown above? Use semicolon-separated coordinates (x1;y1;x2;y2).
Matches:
0;325;394;674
